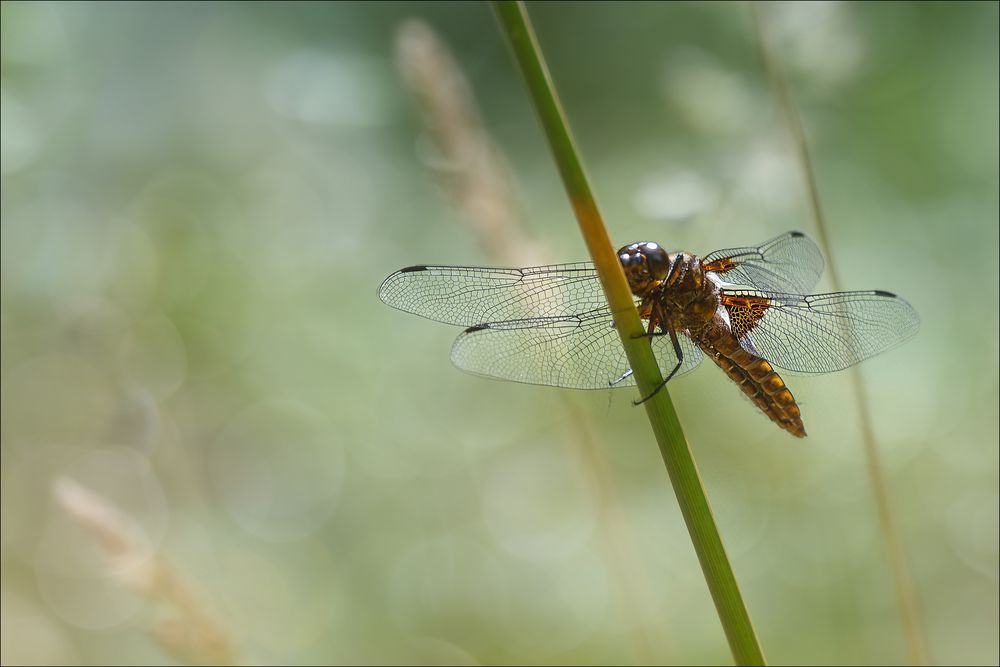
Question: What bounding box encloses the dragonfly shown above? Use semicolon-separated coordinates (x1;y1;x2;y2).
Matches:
378;231;919;437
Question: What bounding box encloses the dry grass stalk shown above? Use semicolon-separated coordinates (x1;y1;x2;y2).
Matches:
396;18;546;266
52;476;240;666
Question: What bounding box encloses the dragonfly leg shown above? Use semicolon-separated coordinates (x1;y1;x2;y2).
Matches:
609;368;634;386
632;312;667;338
633;326;684;406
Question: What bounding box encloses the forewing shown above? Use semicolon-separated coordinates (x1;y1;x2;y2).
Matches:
703;231;825;295
378;263;605;327
451;309;703;390
722;289;919;373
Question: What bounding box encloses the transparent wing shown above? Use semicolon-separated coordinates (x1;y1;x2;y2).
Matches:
378;263;605;327
451;309;703;390
721;289;919;374
703;231;825;295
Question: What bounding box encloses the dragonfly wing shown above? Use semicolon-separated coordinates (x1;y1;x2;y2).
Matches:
451;309;703;389
720;289;920;374
378;263;605;327
703;231;825;295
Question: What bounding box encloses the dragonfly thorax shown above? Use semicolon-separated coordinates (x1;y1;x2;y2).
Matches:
619;242;719;328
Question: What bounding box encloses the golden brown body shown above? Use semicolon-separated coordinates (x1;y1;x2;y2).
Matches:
620;243;806;437
694;319;805;437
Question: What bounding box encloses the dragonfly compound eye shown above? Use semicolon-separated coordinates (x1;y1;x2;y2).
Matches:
618;242;671;295
638;242;671;281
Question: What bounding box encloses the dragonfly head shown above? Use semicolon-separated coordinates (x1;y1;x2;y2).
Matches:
618;242;672;296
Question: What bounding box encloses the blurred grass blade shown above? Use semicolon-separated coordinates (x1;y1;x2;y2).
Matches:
492;2;765;664
52;477;239;666
750;4;930;665
395;18;544;266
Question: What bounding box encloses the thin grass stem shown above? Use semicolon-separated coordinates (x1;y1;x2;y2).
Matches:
750;4;930;665
492;2;766;664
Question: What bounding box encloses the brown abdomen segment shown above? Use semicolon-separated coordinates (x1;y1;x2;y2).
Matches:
699;329;806;438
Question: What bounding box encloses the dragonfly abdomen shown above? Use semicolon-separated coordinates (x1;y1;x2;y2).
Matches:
697;326;806;438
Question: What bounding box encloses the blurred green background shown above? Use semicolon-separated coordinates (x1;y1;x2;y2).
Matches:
1;1;997;665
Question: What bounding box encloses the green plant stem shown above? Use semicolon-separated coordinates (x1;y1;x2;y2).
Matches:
750;5;929;665
492;3;765;664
